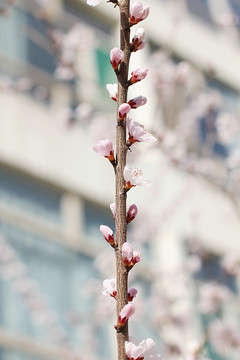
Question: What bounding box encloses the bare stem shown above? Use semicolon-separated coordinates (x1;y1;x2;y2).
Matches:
115;0;131;359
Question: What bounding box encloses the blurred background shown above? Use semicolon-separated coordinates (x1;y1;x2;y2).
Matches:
0;0;240;359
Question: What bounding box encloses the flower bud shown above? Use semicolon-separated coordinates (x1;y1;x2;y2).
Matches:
118;304;135;327
129;1;150;25
128;288;138;301
100;225;115;247
128;95;147;109
129;68;148;85
110;202;116;219
119;103;131;120
93;139;115;162
110;47;124;70
127;204;138;224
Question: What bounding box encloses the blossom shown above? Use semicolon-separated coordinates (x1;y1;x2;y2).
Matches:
119;103;131;119
130;28;146;52
118;304;135;327
110;202;116;219
124;165;151;190
86;0;101;6
128;95;147;109
125;338;161;360
129;2;150;25
128;288;138;301
93;139;115;162
100;225;115;247
126;204;138;223
122;242;140;269
106;83;118;101
101;278;117;298
110;47;124;70
199;282;231;314
127;118;157;145
129;68;149;85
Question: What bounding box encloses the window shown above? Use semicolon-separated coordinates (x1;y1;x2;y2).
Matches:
229;0;240;27
0;165;62;224
185;0;213;24
83;200;115;241
0;222;98;348
0;6;55;74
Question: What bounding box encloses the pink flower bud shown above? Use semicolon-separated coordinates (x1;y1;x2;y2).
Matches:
118;304;135;327
122;242;141;269
128;95;147;109
93;139;115;162
102;278;117;298
129;68;148;85
127;204;138;224
110;47;124;70
106;83;118;101
130;28;146;52
128;288;138;301
110;202;116;219
119;103;131;120
129;1;150;25
100;225;115;247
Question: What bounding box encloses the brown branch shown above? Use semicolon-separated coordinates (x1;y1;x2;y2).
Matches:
115;1;131;360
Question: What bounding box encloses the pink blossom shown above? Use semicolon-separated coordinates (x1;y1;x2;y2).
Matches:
126;204;138;224
128;288;138;301
124;165;151;190
101;278;117;298
199;282;231;314
122;242;140;269
125;338;161;360
127;118;156;145
128;95;147;109
130;28;146;52
110;202;116;219
129;2;150;25
106;83;118;101
110;47;124;70
118;304;135;327
208;319;240;356
129;68;149;85
99;225;115;247
119;103;131;119
93;139;115;162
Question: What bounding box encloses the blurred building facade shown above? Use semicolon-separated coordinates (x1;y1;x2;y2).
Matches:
0;0;240;360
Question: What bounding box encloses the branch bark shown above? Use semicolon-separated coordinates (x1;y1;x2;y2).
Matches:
115;1;130;359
